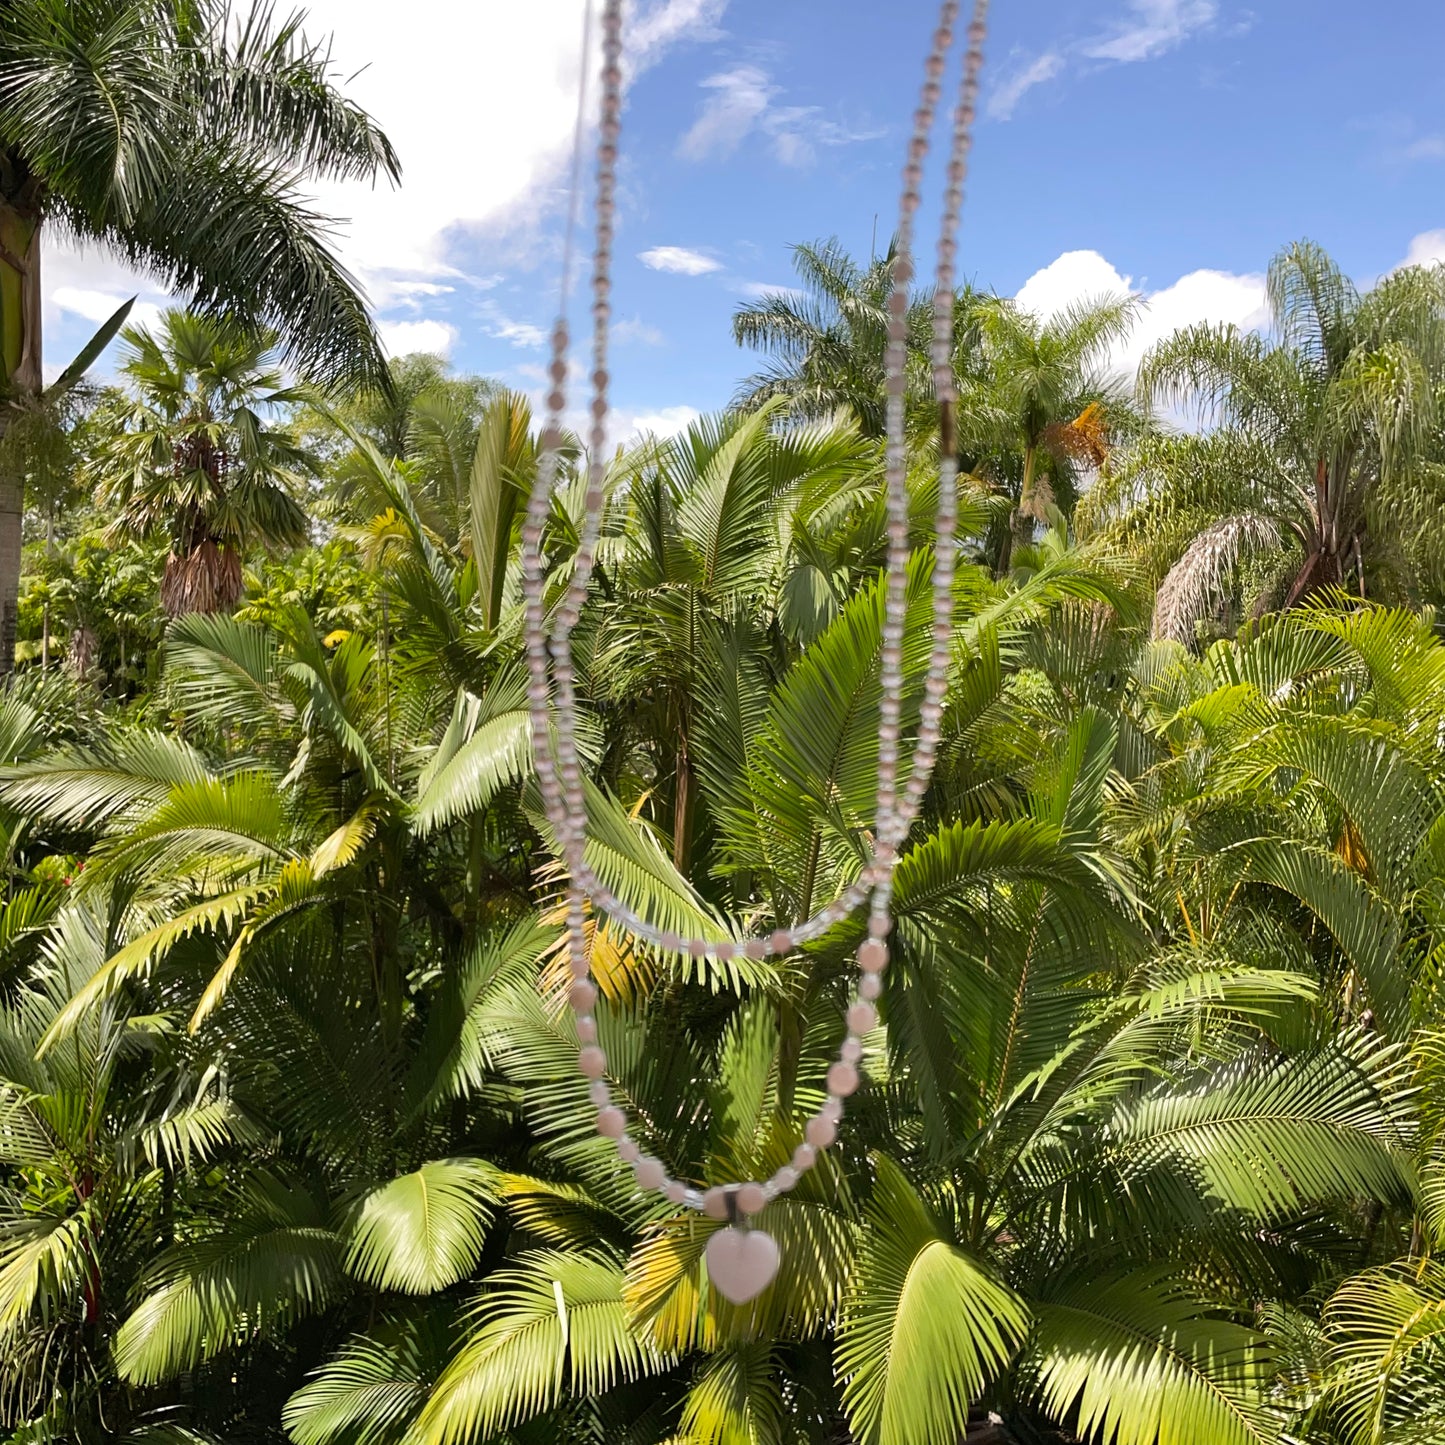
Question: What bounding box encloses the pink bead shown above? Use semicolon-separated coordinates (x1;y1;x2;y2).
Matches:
588;1079;610;1106
576;1015;598;1043
703;1187;729;1220
770;930;792;955
745;938;767;960
821;1097;844;1124
858;940;888;973
847;1001;878;1033
736;1182;767;1215
597;1107;626;1138
636;1157;666;1190
859;974;883;1001
659;931;682;952
841;1038;863;1063
792;1143;817;1172
715;940;734;961
570;980;598;1012
578;1045;607;1078
617;1138;640;1163
772;1165;799;1192
805;1116;837;1149
665;1179;688;1205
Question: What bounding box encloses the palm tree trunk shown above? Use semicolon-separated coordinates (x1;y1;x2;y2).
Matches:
673;726;692;872
997;444;1038;578
0;198;43;674
41;501;53;668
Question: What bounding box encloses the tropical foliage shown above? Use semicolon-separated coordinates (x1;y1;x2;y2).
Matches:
1;25;1445;1432
1081;241;1445;639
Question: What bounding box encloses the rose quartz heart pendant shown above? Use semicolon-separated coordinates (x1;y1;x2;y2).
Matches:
705;1226;780;1305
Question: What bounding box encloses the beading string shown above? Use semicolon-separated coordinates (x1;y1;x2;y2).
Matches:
519;0;991;1223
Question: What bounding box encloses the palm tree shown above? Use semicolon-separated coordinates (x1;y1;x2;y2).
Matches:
308;352;501;548
0;0;399;668
1081;241;1445;643
89;309;315;616
731;237;963;435
957;293;1138;573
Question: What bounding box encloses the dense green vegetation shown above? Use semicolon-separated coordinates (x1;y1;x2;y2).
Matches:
3;12;1445;1441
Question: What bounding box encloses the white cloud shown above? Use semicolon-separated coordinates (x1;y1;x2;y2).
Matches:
988;1;1220;121
51;287;163;333
987;53;1064;121
613;316;665;346
611;404;699;442
283;0;726;291
676;63;882;166
1397;230;1445;269
627;0;727;70
1082;0;1218;62
40;245;173;372
378;318;458;357
1015;250;1135;322
490;318;548;348
1403;136;1445;163
678;65;774;161
36;2;720;373
639;245;723;276
1014;247;1267;378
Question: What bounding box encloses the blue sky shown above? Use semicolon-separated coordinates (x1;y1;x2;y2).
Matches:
45;0;1445;438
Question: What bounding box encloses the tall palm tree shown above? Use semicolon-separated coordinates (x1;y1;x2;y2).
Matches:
1082;241;1445;643
89;309;315;616
731;238;965;436
0;0;399;667
957;293;1138;573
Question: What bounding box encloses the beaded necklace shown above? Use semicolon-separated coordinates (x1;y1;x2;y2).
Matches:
519;0;990;1304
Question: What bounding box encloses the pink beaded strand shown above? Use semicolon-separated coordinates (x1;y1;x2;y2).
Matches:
520;0;991;1217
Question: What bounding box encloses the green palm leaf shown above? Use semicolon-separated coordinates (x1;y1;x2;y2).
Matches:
837;1156;1027;1445
1024;1268;1278;1445
413;1250;669;1444
345;1158;501;1295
